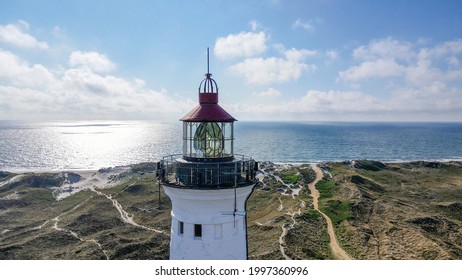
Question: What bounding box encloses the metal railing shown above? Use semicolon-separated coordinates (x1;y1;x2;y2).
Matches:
158;154;257;189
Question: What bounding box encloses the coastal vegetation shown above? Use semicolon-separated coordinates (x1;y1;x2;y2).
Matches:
1;160;461;260
321;160;462;259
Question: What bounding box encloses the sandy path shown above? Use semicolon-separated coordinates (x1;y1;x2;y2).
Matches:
309;165;352;260
90;186;165;234
0;175;24;188
34;196;110;260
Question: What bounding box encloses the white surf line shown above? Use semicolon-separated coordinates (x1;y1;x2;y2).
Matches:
90;187;164;234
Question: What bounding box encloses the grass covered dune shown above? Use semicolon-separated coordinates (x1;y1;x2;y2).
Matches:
0;160;461;260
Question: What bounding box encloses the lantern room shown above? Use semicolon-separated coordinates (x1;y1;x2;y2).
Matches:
158;49;257;189
180;59;236;162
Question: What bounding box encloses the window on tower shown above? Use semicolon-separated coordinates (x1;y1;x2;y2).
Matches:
178;221;184;235
194;224;202;238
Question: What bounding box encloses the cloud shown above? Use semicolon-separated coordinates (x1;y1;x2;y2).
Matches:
215;27;319;85
0;21;194;120
340;38;462;86
0;21;49;49
292;19;315;32
326;50;338;63
0;49;194;120
322;37;462;120
228;47;316;84
284;48;317;61
229;56;313;85
0;49;55;88
339;58;405;80
421;39;462;58
233;83;462;121
352;37;413;61
252;88;282;98
214;31;267;59
69;51;116;73
55;64;194;117
230;90;384;120
290;90;382;113
249;20;262;32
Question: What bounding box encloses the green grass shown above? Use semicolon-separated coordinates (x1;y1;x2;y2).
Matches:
315;179;336;199
315;251;326;260
299;210;322;221
320;200;352;225
279;170;300;184
298;168;316;184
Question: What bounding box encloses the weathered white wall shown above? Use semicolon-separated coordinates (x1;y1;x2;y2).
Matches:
163;184;255;260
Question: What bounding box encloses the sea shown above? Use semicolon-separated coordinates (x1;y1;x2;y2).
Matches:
1;120;462;171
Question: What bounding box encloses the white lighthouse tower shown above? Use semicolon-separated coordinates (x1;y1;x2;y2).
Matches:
158;50;257;260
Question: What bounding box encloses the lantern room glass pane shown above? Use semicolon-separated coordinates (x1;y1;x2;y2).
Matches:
193;122;223;157
183;121;234;159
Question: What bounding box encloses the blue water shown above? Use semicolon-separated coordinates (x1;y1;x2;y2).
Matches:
237;122;462;163
0;120;461;171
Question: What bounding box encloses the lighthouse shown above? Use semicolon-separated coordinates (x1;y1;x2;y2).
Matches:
157;49;257;260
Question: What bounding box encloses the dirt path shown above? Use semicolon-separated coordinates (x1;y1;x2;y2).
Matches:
33;196;110;260
90;186;165;234
309;165;352;260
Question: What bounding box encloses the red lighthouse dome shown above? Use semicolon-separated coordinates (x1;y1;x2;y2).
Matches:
180;72;236;122
180;48;237;122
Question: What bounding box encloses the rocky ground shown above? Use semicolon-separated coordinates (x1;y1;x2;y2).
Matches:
0;160;461;260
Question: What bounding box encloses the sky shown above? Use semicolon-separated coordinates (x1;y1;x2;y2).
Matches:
1;0;462;122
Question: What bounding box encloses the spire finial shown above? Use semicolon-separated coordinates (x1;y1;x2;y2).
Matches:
199;47;217;93
207;47;210;75
206;47;212;79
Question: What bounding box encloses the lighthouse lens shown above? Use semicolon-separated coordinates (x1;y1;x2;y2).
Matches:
193;122;223;157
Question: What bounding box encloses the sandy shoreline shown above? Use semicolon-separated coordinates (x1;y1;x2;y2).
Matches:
2;158;462;174
2;159;460;202
1;166;133;201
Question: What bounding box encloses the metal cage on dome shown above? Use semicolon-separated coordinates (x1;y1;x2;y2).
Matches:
199;73;218;94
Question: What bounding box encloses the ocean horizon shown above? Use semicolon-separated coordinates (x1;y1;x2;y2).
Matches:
1;120;462;172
